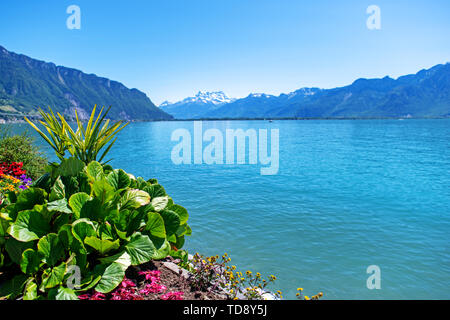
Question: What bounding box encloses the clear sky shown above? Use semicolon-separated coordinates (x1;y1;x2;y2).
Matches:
1;0;449;104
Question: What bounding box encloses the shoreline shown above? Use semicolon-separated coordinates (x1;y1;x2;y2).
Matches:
1;116;450;124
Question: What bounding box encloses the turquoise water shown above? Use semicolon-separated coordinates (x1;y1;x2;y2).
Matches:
6;119;450;299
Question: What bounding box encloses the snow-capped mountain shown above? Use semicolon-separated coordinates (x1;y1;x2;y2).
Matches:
160;91;235;119
160;91;233;107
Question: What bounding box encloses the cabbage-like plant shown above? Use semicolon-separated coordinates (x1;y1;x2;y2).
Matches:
24;105;128;164
0;158;191;300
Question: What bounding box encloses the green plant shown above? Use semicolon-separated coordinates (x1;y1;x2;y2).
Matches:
0;157;191;300
0;134;48;179
25;105;128;164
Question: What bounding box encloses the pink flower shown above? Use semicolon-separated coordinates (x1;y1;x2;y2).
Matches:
91;292;106;300
77;292;106;300
139;282;167;295
121;278;137;288
160;291;184;300
111;287;142;300
138;270;161;282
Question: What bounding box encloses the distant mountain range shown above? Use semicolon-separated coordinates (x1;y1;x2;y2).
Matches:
160;91;235;119
1;44;449;121
0;45;172;121
161;64;450;119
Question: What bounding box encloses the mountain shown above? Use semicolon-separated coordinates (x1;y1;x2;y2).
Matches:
205;88;322;119
0;45;172;121
162;64;450;119
160;91;234;119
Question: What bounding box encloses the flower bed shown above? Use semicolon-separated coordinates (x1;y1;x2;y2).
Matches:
0;162;32;204
77;257;225;300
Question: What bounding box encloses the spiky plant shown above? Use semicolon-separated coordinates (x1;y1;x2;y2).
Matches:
25;105;128;164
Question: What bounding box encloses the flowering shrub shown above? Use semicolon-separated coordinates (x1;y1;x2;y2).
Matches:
0;162;27;178
185;253;281;300
180;253;323;300
0;162;33;204
0;157;191;300
0;175;23;195
0;134;47;180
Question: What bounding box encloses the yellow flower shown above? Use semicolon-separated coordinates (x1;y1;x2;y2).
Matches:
304;296;310;300
297;288;303;291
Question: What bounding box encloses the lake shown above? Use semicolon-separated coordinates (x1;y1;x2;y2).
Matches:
5;119;450;299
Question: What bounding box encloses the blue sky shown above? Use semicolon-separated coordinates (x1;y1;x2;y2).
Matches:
1;0;449;104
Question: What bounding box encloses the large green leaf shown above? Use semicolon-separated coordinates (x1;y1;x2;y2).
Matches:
0;214;11;246
98;223;114;240
106;169;130;190
49;176;65;202
94;262;126;294
0;274;28;299
143;184;167;198
37;233;65;266
98;251;132;268
58;224;74;248
84;236;120;255
151;196;169;212
175;235;185;249
168;204;189;225
57;157;85;177
55;287;79;300
8;209;50;242
70;237;88;272
4;238;34;264
20;249;43;274
120;189;151;210
47;199;72;214
40;263;67;291
23;279;38;300
150;238;171;260
92;179;115;204
72;219;97;243
145;212;166;239
176;223;192;237
48;286;79;300
79;198;104;220
159;209;181;236
86;161;105;181
125;233;156;265
68;192;91;219
14;188;47;213
31;173;51;190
